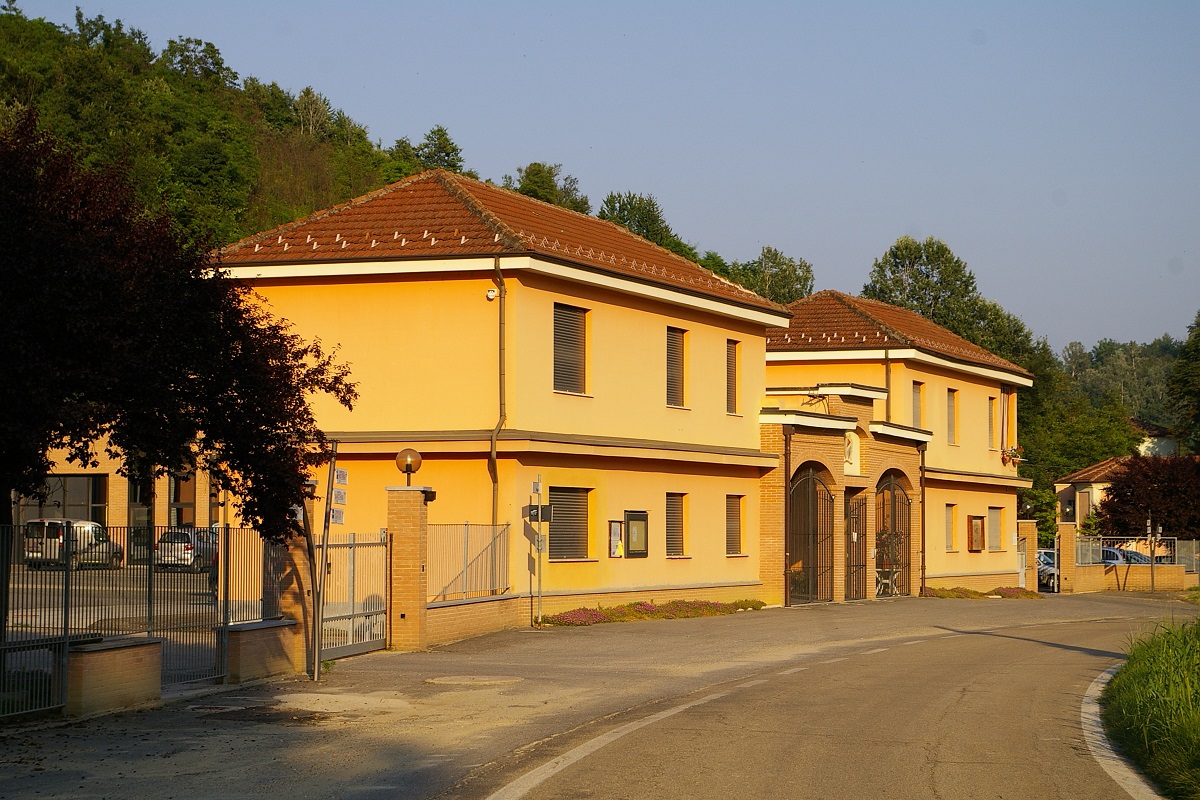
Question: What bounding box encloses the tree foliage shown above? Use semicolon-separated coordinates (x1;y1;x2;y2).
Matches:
711;246;814;305
0;112;356;539
861;235;982;336
598;191;699;261
1168;309;1200;453
1095;456;1200;540
0;7;475;246
502;162;590;213
1062;335;1180;429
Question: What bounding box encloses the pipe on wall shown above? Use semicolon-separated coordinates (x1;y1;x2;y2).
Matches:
488;257;507;527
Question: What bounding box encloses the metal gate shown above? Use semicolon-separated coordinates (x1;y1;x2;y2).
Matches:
845;493;868;601
875;476;911;597
318;531;387;660
787;467;834;604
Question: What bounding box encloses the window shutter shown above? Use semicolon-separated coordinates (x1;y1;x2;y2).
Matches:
665;493;684;556
947;389;957;444
726;340;738;414
548;487;589;559
667;328;685;407
553;304;586;393
726;495;742;554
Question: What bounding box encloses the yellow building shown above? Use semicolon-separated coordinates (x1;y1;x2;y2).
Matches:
219;170;791;619
761;291;1033;598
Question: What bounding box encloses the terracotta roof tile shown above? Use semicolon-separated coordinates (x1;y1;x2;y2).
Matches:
220;170;784;315
1056;456;1131;484
767;290;1032;378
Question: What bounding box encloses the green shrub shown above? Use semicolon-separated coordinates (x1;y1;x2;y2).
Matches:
1102;621;1200;800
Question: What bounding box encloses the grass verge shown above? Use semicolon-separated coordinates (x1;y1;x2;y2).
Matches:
919;586;1042;599
542;598;766;626
1101;620;1200;800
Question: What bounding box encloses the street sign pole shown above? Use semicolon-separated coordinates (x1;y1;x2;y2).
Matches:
535;475;544;626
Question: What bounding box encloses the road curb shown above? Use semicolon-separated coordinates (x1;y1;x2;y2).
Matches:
1081;663;1164;800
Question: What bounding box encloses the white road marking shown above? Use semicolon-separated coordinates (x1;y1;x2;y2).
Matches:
777;666;808;675
485;692;730;799
819;657;848;664
738;679;769;688
900;640;925;645
862;647;889;654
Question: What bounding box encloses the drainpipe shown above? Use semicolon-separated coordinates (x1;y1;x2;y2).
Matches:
917;442;927;595
489;257;507;527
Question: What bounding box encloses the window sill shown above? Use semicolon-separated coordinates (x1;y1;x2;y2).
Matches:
667;404;691;411
946;549;959;553
549;558;599;563
553;389;593;398
726;412;743;418
666;555;691;560
726;553;749;558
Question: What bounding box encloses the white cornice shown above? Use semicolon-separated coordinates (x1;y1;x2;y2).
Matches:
869;421;934;443
759;409;856;431
766;383;887;401
767;347;1033;387
222;255;791;328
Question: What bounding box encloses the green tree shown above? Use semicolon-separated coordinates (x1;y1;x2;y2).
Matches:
598;191;699;261
727;245;814;305
415;124;463;172
0;112;357;536
861;235;982;338
502;162;590;213
1169;309;1200;453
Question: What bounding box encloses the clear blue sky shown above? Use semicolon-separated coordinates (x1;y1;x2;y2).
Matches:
21;0;1200;352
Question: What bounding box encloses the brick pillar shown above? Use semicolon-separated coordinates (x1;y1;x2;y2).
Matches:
1017;520;1038;590
758;425;786;606
387;486;431;651
277;530;314;673
1057;522;1078;594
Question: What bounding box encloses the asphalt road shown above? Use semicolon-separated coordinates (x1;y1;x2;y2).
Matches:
0;592;1193;800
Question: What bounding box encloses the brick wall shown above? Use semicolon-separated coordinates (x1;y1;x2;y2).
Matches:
224;620;305;683
66;639;161;716
386;487;430;652
428;597;528;646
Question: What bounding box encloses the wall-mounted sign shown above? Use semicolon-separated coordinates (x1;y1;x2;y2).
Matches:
528;504;553;522
624;511;648;558
332;488;347;505
330;508;344;525
334;468;348;486
609;521;624;557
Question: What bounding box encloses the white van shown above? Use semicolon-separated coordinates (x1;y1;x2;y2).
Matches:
23;519;125;570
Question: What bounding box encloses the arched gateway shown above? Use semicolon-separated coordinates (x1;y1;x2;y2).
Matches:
787;466;833;604
875;472;911;596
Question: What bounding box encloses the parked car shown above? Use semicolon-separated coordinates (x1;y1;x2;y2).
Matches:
1100;546;1152;565
1036;549;1058;592
154;528;217;572
23;518;124;570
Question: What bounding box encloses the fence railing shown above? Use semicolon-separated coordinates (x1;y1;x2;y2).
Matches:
2;523;284;719
427;523;510;603
1178;540;1200;574
1076;535;1179;566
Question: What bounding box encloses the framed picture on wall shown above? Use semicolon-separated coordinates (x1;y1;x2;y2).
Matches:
609;520;624;557
968;516;985;551
625;511;648;558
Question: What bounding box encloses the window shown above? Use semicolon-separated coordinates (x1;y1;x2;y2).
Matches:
18;475;108;525
666;493;685;556
967;516;985;551
726;495;743;555
169;473;196;527
945;504;957;551
726;340;739;414
666;327;686;407
988;506;1003;551
128;473;154;528
1000;387;1012;449
988;397;997;449
912;381;924;427
553;303;587;394
548;486;590;559
946;389;958;444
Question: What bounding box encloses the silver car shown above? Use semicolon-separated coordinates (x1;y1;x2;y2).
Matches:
23;518;124;570
154;528;217;572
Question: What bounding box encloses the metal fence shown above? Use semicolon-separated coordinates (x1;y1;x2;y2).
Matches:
315;531;387;660
2;523;284;719
1076;535;1179;566
1178;540;1200;573
428;523;510;603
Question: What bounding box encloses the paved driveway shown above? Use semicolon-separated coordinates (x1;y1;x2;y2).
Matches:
0;592;1192;799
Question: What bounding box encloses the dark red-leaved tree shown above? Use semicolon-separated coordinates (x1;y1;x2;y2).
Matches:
0;110;356;540
1095;455;1200;540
